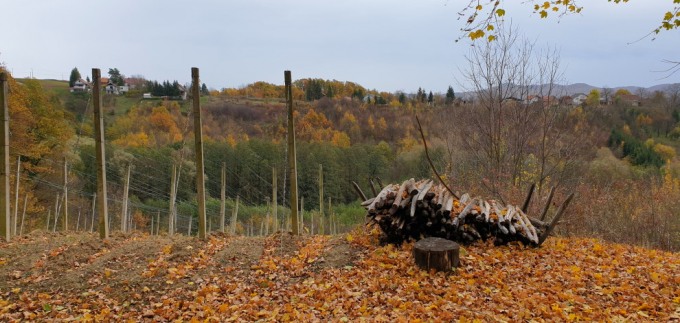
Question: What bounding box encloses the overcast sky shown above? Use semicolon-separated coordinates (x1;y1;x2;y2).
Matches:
1;1;678;93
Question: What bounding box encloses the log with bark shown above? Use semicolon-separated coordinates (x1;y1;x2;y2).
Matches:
413;237;460;272
362;179;573;247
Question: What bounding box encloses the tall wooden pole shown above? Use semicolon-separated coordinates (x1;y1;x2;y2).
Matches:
53;193;60;232
90;193;96;233
272;167;278;232
285;71;299;235
0;72;10;242
13;155;20;236
63;157;69;231
76;208;81;231
300;196;304;234
220;162;226;233
319;164;324;235
92;68;109;239
19;195;27;236
265;198;270;235
121;164;131;232
328;196;335;234
169;165;177;235
230;195;239;234
192;67;207;240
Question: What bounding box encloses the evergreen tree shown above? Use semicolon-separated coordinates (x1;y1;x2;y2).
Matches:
326;85;334;98
352;88;365;101
69;67;81;87
305;79;324;101
201;83;209;96
398;92;406;104
446;86;456;104
428;91;434;104
86;75;91;83
417;87;423;102
108;68;125;86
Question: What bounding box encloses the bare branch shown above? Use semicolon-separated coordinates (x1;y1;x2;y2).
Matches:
538;192;575;246
521;183;535;213
415;114;459;199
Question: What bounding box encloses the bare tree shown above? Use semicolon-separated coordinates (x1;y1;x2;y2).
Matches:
451;26;583;201
601;87;612;106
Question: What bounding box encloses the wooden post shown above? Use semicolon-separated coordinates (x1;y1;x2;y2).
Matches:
156;211;160;235
285;71;299;235
92;68;109;239
299;196;304;234
0;72;10;242
90;193;96;233
319;164;324;235
265;198;270;235
328;196;333;235
53;193;60;232
19;195;27;236
272;167;278;232
76;207;81;231
187;216;192;236
13;155;20;236
192;67;207;240
150;211;154;235
230;195;239;234
168;164;177;235
45;210;50;232
220;162;226;233
62;158;69;231
121;164;130;233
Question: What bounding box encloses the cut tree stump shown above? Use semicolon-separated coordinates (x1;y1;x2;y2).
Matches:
413;237;460;272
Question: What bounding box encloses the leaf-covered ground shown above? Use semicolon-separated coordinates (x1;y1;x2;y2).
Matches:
0;228;678;321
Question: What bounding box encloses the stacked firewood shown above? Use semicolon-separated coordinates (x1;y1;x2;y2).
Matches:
362;178;572;246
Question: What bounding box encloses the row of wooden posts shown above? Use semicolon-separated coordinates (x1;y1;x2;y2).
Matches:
0;69;308;241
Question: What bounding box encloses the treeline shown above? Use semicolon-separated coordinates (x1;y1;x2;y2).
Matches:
217;78;454;108
145;80;183;97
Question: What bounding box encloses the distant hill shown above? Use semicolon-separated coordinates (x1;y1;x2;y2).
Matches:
558;82;679;96
459;82;679;99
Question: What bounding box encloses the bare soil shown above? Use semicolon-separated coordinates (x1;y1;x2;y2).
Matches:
0;229;363;313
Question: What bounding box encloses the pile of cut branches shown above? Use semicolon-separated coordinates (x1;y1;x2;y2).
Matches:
361;179;573;246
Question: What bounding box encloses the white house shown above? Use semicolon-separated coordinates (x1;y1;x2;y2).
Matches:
104;79;118;94
572;93;587;105
118;84;129;94
70;79;89;92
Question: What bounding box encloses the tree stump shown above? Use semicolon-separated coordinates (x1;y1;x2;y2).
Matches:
413;237;460;272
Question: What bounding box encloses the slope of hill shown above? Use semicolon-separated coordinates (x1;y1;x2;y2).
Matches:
0;230;678;321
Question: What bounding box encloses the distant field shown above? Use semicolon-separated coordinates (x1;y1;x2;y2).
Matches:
17;78;71;97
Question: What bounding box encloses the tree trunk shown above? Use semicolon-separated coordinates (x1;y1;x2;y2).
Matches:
413;237;460;272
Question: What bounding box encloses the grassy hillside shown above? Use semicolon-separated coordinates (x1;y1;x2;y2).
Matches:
0;229;678;321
